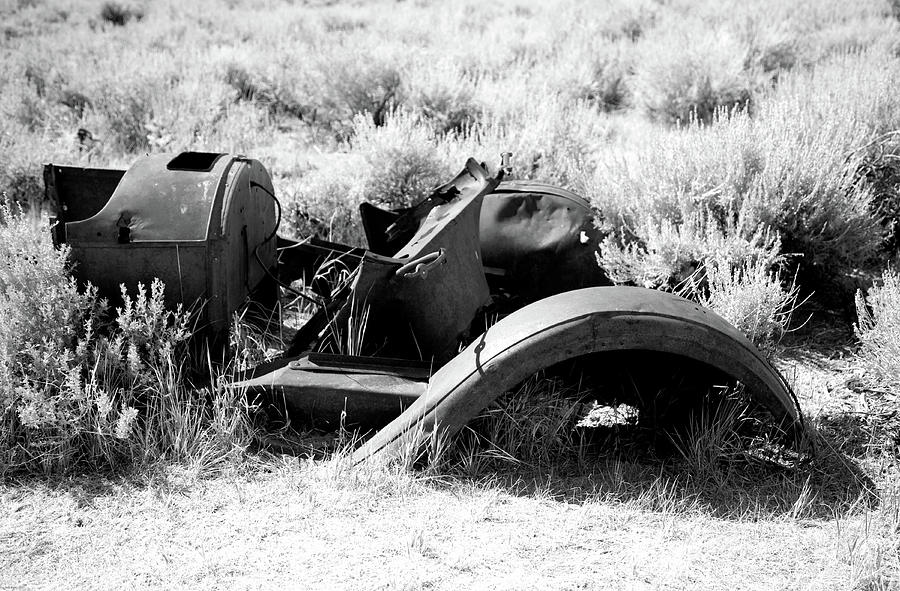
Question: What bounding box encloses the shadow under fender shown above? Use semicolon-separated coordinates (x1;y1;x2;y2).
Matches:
351;286;805;465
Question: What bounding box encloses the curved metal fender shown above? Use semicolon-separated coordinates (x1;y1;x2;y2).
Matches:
351;286;804;464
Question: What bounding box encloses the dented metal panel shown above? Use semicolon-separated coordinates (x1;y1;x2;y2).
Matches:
351;286;804;464
360;178;611;301
480;181;610;299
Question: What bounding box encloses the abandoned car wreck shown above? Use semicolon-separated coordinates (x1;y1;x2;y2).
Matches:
44;151;806;464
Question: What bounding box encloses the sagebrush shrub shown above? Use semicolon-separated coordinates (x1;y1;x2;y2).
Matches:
682;251;798;351
279;158;368;245
99;2;143;26
447;92;610;185
223;64;305;119
0;202;103;472
352;111;452;207
855;268;900;392
305;46;405;131
578;46;631;111
588;50;898;290
542;25;636;111
632;25;754;124
0;204;253;474
95;85;154;153
598;213;782;291
279;112;452;240
856;136;900;254
142;76;233;152
402;60;478;134
0;166;43;209
588;110;774;288
744;53;896;269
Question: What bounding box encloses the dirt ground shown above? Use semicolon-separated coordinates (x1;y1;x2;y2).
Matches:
0;456;895;591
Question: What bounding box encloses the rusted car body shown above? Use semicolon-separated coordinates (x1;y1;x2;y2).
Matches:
46;152;805;464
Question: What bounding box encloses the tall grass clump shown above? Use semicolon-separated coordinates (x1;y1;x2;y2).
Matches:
440;376;589;476
105;280;253;469
0;204;254;475
666;394;751;487
854;268;900;392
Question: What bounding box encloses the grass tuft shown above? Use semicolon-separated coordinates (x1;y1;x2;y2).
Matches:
440;376;589;476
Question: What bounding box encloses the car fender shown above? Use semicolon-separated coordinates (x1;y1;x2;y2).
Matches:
351;286;804;464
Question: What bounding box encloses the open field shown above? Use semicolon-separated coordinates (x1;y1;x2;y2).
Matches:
1;0;900;588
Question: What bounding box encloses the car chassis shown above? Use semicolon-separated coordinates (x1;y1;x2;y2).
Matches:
45;152;805;465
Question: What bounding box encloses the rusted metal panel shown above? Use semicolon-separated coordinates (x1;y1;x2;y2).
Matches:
351;286;804;464
239;354;427;428
480;181;610;299
359;160;495;363
304;159;498;364
51;152;277;336
44;164;125;227
294;353;433;379
65;153;229;243
360;179;612;301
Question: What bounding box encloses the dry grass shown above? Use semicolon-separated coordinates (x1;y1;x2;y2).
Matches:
0;434;896;590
